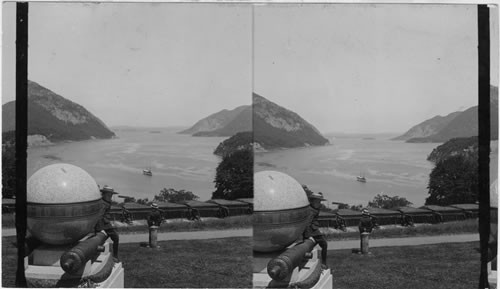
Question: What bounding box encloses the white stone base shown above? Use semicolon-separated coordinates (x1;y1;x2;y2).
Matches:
313;269;333;289
96;262;125;288
488;261;497;289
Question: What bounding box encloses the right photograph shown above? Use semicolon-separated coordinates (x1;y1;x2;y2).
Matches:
252;4;497;289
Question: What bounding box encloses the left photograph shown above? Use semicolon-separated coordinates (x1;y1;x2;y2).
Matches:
2;2;253;287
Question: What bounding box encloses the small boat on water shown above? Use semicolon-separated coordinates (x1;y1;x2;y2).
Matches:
357;168;367;183
143;168;153;176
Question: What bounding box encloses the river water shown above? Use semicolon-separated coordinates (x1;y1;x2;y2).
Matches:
27;127;225;201
255;134;438;207
28;129;441;206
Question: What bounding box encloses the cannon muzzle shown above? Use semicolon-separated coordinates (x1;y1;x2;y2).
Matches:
60;232;108;274
267;239;316;281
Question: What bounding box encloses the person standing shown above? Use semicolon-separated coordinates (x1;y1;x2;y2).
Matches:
95;185;120;263
358;208;376;254
147;203;163;249
303;191;329;269
187;207;201;221
358;208;375;233
121;206;133;224
147;203;163;227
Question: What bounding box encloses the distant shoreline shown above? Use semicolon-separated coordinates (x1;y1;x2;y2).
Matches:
27;135;114;148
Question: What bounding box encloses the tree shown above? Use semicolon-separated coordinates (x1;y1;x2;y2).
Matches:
425;154;478;206
213;132;253;157
427;137;478;164
136;198;149;205
335;203;362;211
154;188;199;203
368;194;413;209
212;149;253;200
338;203;349;210
123;197;136;203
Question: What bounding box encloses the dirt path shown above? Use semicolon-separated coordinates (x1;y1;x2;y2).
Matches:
119;228;252;243
328;233;479;250
2;228;16;236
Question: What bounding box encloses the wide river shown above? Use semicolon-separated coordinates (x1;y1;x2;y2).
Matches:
27;127;225;201
28;129;442;206
255;134;439;207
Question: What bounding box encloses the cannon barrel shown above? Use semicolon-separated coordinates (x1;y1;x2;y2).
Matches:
267;239;316;281
60;232;108;274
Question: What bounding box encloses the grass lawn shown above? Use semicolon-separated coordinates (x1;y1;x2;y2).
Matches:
3;236;481;288
2;236;252;288
122;237;252;288
324;219;478;241
330;241;480;289
2;237;17;288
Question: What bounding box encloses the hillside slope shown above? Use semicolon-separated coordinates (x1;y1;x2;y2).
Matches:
397;86;498;143
253;93;329;149
179;105;250;136
194;106;252;137
2;80;115;142
392;112;461;141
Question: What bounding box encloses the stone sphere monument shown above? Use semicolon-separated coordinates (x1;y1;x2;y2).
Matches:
25;163;124;288
253;170;311;252
253;171;333;289
27;163;103;245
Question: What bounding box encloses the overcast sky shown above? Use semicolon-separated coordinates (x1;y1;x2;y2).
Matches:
2;4;498;133
255;4;498;134
2;3;252;127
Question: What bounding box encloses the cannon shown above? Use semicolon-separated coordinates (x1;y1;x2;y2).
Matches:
24;164;124;288
267;239;316;281
253;171;332;289
60;232;108;274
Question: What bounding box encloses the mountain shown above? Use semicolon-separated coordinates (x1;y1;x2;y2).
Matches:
396;86;498;143
178;105;251;136
253;93;329;149
392;111;461;141
2;80;115;142
2;101;16;132
411;106;478;143
193;106;252;137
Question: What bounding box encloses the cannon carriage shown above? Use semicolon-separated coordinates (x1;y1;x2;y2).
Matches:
450;203;479;219
207;198;252;218
420;205;467;223
395;206;436;225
